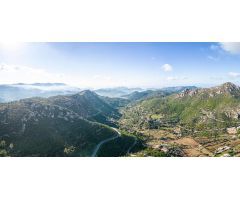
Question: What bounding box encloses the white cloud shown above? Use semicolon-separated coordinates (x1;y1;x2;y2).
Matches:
161;64;173;72
228;72;240;78
220;42;240;55
0;63;65;84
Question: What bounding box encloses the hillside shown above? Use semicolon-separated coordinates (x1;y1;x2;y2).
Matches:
122;86;197;102
99;96;130;109
49;90;121;126
0;98;117;156
120;82;240;134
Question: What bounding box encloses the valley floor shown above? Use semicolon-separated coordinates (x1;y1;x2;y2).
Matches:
128;129;240;157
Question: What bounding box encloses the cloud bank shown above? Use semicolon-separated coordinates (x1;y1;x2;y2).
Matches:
0;64;64;84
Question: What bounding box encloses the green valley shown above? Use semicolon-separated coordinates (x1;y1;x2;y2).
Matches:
119;82;240;157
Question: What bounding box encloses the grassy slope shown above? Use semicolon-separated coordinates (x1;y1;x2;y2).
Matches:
121;91;240;132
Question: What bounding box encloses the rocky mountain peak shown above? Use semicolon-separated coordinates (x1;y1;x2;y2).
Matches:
79;90;96;96
74;90;99;100
177;88;199;98
213;82;240;95
219;82;238;90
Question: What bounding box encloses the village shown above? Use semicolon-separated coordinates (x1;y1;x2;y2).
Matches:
127;122;240;157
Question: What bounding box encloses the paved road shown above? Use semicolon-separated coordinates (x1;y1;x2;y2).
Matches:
91;127;121;157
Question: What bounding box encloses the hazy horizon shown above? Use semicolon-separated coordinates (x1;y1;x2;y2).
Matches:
0;81;238;90
0;42;240;89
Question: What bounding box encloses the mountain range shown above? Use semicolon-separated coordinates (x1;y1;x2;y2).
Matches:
120;82;240;133
0;83;81;102
122;86;197;102
94;87;144;98
2;82;240;157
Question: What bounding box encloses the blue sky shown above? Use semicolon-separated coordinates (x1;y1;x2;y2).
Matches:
0;42;240;88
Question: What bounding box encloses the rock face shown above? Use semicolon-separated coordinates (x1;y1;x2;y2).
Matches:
227;127;237;135
217;82;240;94
177;82;240;99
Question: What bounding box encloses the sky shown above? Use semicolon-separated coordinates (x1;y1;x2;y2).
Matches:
0;42;240;89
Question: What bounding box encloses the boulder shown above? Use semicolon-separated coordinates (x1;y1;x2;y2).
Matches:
227;127;237;135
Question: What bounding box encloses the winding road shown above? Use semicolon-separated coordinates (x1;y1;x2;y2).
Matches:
91;127;121;157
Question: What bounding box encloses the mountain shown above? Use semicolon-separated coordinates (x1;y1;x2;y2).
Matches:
0;97;117;156
26;83;66;86
94;87;143;98
123;86;197;102
159;86;197;93
48;90;121;126
120;82;240;134
99;96;130;109
122;90;157;101
0;83;81;102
